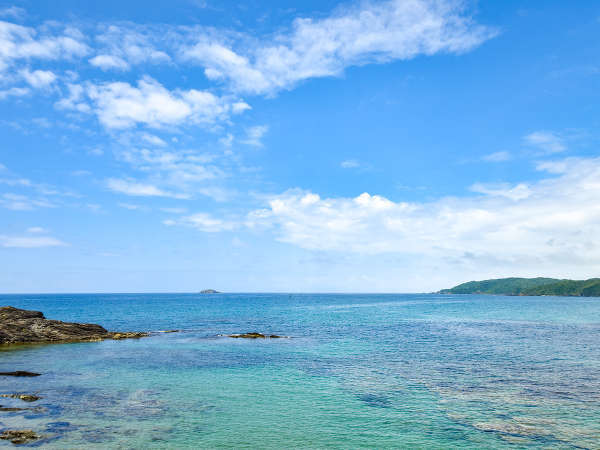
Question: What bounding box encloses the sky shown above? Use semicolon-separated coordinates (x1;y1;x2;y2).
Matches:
1;0;599;293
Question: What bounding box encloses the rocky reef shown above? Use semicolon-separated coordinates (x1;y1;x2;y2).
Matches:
0;393;41;402
0;371;40;377
0;430;40;445
0;306;148;345
227;332;285;339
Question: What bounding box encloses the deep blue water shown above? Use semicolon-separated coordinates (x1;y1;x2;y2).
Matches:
0;293;599;448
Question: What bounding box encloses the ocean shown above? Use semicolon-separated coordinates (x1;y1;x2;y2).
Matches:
0;293;599;448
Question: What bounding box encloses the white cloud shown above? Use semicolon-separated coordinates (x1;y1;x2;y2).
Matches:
55;83;91;113
341;159;360;168
118;202;144;210
219;133;234;147
109;146;227;201
524;131;566;154
20;69;57;88
0;193;55;210
60;76;250;129
0;86;29;100
106;178;190;199
118;147;220;181
482;151;511;162
183;0;496;95
140;133;167;147
0;6;26;20
241;125;268;147
0;20;89;73
470;182;531;201
91;24;171;71
164;212;236;232
26;226;46;233
160;207;187;214
89;54;129;70
71;169;92;176
0;234;67;248
224;157;600;280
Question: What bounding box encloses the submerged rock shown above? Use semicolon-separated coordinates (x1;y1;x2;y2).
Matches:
0;371;41;377
0;394;41;402
0;306;149;345
0;430;41;444
228;332;285;339
473;421;543;436
109;332;147;340
0;405;26;412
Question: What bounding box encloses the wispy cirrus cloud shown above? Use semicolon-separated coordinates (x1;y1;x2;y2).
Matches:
341;159;360;169
183;0;497;95
0;193;55;210
0;86;29;100
241;125;268;147
164;212;236;232
0;234;67;248
0;165;79;210
106;178;189;199
524;131;566;154
107;145;229;201
482;151;511;162
89;24;171;71
0;6;25;20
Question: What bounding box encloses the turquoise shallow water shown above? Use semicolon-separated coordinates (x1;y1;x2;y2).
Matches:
0;293;599;448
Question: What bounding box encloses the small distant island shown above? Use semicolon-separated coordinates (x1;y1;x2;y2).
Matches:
200;289;221;294
439;277;600;297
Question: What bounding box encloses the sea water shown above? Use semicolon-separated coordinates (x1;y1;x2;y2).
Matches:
0;293;599;448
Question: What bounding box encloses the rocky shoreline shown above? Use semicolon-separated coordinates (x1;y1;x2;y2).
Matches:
0;306;151;445
0;306;149;345
0;306;292;445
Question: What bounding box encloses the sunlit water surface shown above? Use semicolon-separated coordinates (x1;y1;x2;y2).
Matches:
0;293;599;448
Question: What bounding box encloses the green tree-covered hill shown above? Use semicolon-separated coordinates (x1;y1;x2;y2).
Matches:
439;277;600;296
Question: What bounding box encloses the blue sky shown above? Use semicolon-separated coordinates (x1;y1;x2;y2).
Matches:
1;0;599;293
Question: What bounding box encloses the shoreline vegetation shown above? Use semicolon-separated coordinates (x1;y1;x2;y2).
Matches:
438;277;600;297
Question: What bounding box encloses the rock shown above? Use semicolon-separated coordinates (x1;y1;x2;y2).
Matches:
200;289;220;294
473;421;543;436
228;332;285;339
157;330;180;333
109;332;147;340
0;430;40;444
0;306;149;345
0;371;41;377
0;405;26;412
0;394;41;402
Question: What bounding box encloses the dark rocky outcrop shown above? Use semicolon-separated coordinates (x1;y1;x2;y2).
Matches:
0;394;41;402
0;371;41;377
0;306;149;345
200;289;220;294
0;430;41;444
228;332;284;339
